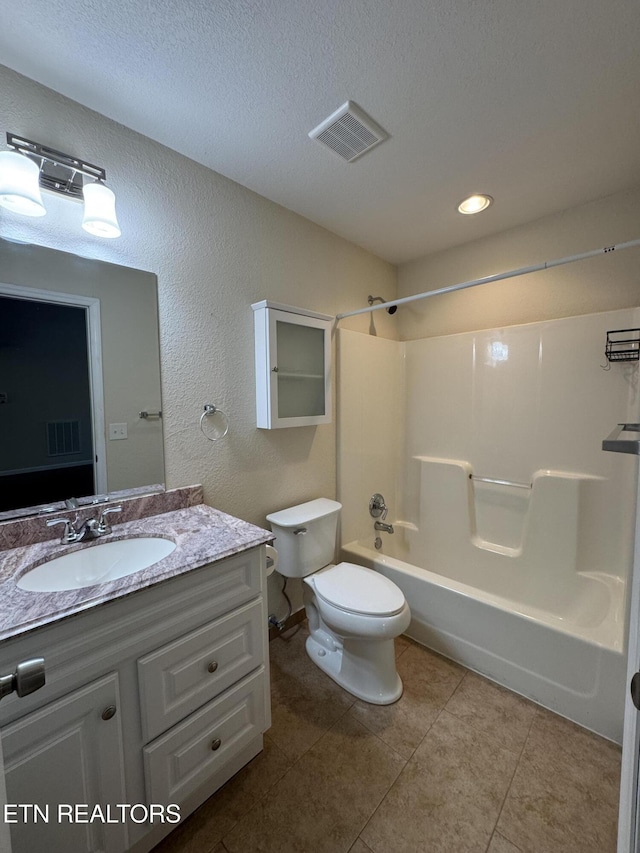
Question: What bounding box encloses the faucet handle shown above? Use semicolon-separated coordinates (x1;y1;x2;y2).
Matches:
369;493;388;520
97;505;122;533
46;517;78;544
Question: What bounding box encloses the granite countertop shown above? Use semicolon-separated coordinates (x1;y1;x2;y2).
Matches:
0;504;274;643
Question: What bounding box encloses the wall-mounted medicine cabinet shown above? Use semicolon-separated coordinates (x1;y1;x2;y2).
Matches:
252;301;332;429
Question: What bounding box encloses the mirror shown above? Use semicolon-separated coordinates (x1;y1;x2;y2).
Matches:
0;238;164;518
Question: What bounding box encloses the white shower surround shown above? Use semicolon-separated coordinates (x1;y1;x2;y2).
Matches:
338;308;640;742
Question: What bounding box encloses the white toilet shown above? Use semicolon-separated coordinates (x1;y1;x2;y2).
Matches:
266;498;411;704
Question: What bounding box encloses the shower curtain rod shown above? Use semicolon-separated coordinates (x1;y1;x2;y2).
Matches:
335;237;640;320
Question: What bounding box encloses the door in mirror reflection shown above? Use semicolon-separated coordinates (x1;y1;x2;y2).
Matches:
0;294;101;512
0;237;165;519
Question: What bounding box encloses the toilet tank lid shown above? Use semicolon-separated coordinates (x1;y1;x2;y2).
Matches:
266;498;341;528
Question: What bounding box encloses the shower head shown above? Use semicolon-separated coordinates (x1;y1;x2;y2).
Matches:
367;295;398;315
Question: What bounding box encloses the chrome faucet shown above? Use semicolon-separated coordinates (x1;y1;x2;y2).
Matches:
374;520;394;534
46;505;122;544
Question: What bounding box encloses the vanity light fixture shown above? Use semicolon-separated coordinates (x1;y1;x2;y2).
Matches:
81;181;121;238
0;149;46;216
0;133;121;238
457;193;493;215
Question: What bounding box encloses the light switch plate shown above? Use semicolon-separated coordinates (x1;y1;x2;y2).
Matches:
109;423;128;440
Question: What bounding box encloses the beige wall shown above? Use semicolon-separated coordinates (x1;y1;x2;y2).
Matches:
0;65;397;528
337;329;404;547
397;186;640;341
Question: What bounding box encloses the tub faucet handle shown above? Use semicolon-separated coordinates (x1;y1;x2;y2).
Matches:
369;493;388;520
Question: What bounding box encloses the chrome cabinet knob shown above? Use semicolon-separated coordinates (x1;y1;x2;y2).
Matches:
210;737;222;751
207;661;218;674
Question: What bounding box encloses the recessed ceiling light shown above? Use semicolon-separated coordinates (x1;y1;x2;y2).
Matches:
457;194;493;215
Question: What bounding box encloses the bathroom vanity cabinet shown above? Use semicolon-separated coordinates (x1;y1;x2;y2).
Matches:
0;546;270;853
252;300;332;428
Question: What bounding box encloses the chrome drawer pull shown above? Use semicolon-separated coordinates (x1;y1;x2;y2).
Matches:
102;705;117;721
0;658;46;702
210;737;222;751
207;661;218;674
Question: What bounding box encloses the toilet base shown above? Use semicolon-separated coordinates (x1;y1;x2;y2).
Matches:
305;632;403;705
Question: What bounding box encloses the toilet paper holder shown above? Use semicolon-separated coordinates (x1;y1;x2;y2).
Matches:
265;544;278;576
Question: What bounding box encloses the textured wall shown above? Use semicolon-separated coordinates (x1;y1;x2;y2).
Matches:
0;65;397;529
397;186;640;341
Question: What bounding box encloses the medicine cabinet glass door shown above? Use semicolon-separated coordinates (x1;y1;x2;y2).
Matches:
252;302;332;429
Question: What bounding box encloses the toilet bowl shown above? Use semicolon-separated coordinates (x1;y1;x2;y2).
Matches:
266;498;410;704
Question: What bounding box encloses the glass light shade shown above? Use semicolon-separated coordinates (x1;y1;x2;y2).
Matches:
82;181;121;238
457;193;493;215
0;151;46;217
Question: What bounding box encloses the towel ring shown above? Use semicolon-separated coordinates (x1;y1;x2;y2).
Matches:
200;404;230;442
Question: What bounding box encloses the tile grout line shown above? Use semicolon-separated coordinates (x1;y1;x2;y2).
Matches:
347;689;453;849
356;705;469;851
489;701;540;849
215;737;295;851
483;829;524;853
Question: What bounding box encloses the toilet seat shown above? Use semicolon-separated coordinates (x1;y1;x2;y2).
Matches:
311;562;406;617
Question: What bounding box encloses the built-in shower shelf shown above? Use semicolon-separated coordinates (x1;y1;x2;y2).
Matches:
602;423;640;455
605;328;640;362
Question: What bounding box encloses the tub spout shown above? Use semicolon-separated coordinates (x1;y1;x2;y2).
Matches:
374;521;394;534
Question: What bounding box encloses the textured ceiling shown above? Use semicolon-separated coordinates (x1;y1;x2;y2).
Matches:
1;0;639;263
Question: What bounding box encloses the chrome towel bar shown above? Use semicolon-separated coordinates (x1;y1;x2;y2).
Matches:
469;475;531;490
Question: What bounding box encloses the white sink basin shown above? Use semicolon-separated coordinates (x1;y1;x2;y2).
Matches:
17;537;177;592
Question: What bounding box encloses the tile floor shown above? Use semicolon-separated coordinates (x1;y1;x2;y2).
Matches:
153;624;621;853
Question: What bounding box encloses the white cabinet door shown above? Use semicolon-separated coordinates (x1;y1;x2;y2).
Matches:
253;301;332;428
2;674;127;853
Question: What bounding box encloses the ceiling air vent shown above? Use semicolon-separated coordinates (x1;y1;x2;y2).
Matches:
309;101;388;163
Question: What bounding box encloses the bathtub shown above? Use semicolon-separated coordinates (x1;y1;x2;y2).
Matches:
341;532;626;743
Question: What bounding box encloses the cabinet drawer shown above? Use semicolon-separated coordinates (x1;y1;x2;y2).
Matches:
143;668;266;804
138;599;264;742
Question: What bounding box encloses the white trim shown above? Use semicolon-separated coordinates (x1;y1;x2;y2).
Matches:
0;283;108;494
251;299;333;322
618;466;640;853
336;237;640;320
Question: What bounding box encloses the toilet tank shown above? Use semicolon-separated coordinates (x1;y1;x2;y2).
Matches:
266;498;341;578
